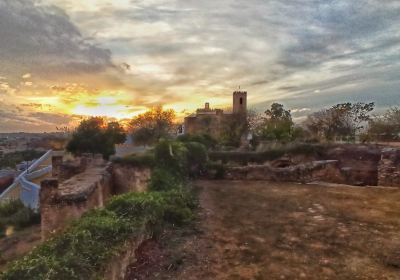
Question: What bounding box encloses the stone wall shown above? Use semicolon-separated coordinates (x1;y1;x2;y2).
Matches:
40;156;152;240
223;160;343;183
103;232;150;280
111;163;151;194
40;162;112;240
378;148;400;187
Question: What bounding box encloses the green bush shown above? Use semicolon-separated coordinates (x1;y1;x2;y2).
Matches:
177;134;217;149
1;190;194;280
112;153;155;167
184;142;208;177
154;139;188;177
0;200;40;233
149;168;181;192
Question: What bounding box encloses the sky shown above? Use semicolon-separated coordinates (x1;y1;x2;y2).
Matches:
0;0;400;132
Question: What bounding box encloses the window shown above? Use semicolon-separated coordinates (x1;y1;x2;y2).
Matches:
240;97;243;105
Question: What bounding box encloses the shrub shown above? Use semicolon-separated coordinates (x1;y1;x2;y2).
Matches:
184;142;208;177
1;190;194;280
154;139;188;177
149;168;181;192
0;200;40;233
112;153;155;168
177;134;217;150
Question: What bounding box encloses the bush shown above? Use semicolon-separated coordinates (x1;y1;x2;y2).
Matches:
149;168;181;192
177;134;217;150
0;200;40;233
154;140;188;177
1;190;194;280
184;142;208;177
112;153;155;168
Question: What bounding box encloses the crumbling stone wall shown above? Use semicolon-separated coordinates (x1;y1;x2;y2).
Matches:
224;160;343;183
378;148;400;187
40;155;152;240
103;233;150;280
111;164;151;194
40;162;112;240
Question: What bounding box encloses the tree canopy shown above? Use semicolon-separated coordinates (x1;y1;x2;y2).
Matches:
66;117;126;159
304;102;374;141
129;106;176;146
368;107;400;141
255;103;294;142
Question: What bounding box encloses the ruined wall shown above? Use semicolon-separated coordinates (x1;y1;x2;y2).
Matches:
111;164;151;194
224;160;343;183
103;232;150;280
40;162;112;240
325;145;381;186
40;157;152;240
378;148;400;187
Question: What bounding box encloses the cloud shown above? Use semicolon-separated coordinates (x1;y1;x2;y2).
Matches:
0;0;117;86
2;0;400;131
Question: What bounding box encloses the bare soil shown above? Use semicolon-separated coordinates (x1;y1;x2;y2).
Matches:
0;225;41;271
126;181;400;280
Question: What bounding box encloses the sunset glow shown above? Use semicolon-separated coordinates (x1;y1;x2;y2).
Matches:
1;0;400;132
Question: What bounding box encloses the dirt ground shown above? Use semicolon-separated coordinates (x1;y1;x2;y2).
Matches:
0;225;41;271
126;181;400;280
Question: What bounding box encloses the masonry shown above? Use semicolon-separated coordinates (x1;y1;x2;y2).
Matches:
183;90;247;139
208;145;400;187
40;154;151;240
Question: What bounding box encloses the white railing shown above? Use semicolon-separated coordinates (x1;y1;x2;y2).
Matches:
0;150;53;209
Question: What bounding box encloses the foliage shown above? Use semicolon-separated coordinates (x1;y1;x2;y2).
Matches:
209;143;325;165
368;107;400;141
1;190;194;280
0;200;40;234
149;168;181;192
153;139;188;178
183;142;208;177
219;112;249;147
0;150;44;169
112;153;155;168
255;103;294;142
304;102;374;141
130;106;176;146
66;117;126;159
177;133;217;150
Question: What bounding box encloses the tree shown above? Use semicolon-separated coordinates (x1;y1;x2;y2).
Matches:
219;112;248;147
129;106;176;146
368;107;400;141
66;117;126;159
304;102;374;141
256;103;294;142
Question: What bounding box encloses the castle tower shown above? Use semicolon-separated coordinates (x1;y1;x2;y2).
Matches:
233;91;247;114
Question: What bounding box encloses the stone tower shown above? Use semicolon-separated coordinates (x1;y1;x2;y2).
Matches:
232;91;247;114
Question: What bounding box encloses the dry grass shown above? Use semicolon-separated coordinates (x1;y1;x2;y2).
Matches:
129;181;400;280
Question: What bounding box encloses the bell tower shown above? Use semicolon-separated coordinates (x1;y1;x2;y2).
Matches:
232;90;247;114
